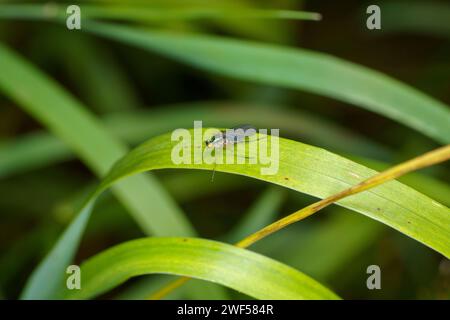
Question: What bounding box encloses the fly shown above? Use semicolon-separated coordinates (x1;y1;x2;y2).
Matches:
204;124;258;182
205;124;257;149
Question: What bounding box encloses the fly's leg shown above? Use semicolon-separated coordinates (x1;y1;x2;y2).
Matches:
211;162;216;182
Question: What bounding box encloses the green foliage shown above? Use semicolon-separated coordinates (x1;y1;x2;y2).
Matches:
0;1;449;300
64;237;339;300
20;128;450;298
103;130;450;256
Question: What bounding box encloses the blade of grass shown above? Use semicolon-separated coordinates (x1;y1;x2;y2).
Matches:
101;130;450;256
63;237;339;300
0;4;321;22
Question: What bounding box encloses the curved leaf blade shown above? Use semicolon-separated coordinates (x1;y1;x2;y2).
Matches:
0;4;321;22
101;130;450;257
64;237;340;300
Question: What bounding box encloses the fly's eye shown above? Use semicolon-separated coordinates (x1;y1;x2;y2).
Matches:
210;136;215;142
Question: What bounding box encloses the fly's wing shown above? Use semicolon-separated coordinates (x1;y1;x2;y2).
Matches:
227;125;257;143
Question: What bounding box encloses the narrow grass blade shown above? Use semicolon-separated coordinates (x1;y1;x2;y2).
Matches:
101;130;450;257
0;4;321;22
64;237;339;300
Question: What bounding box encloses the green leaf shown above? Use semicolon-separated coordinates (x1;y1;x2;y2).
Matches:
64;237;339;300
0;43;195;299
84;22;450;144
101;130;450;257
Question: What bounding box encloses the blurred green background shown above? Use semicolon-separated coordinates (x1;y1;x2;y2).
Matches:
0;0;449;299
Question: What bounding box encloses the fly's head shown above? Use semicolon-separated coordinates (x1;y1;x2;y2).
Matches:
205;131;226;149
205;135;216;148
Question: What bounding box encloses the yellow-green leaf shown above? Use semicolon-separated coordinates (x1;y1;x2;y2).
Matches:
101;130;450;257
